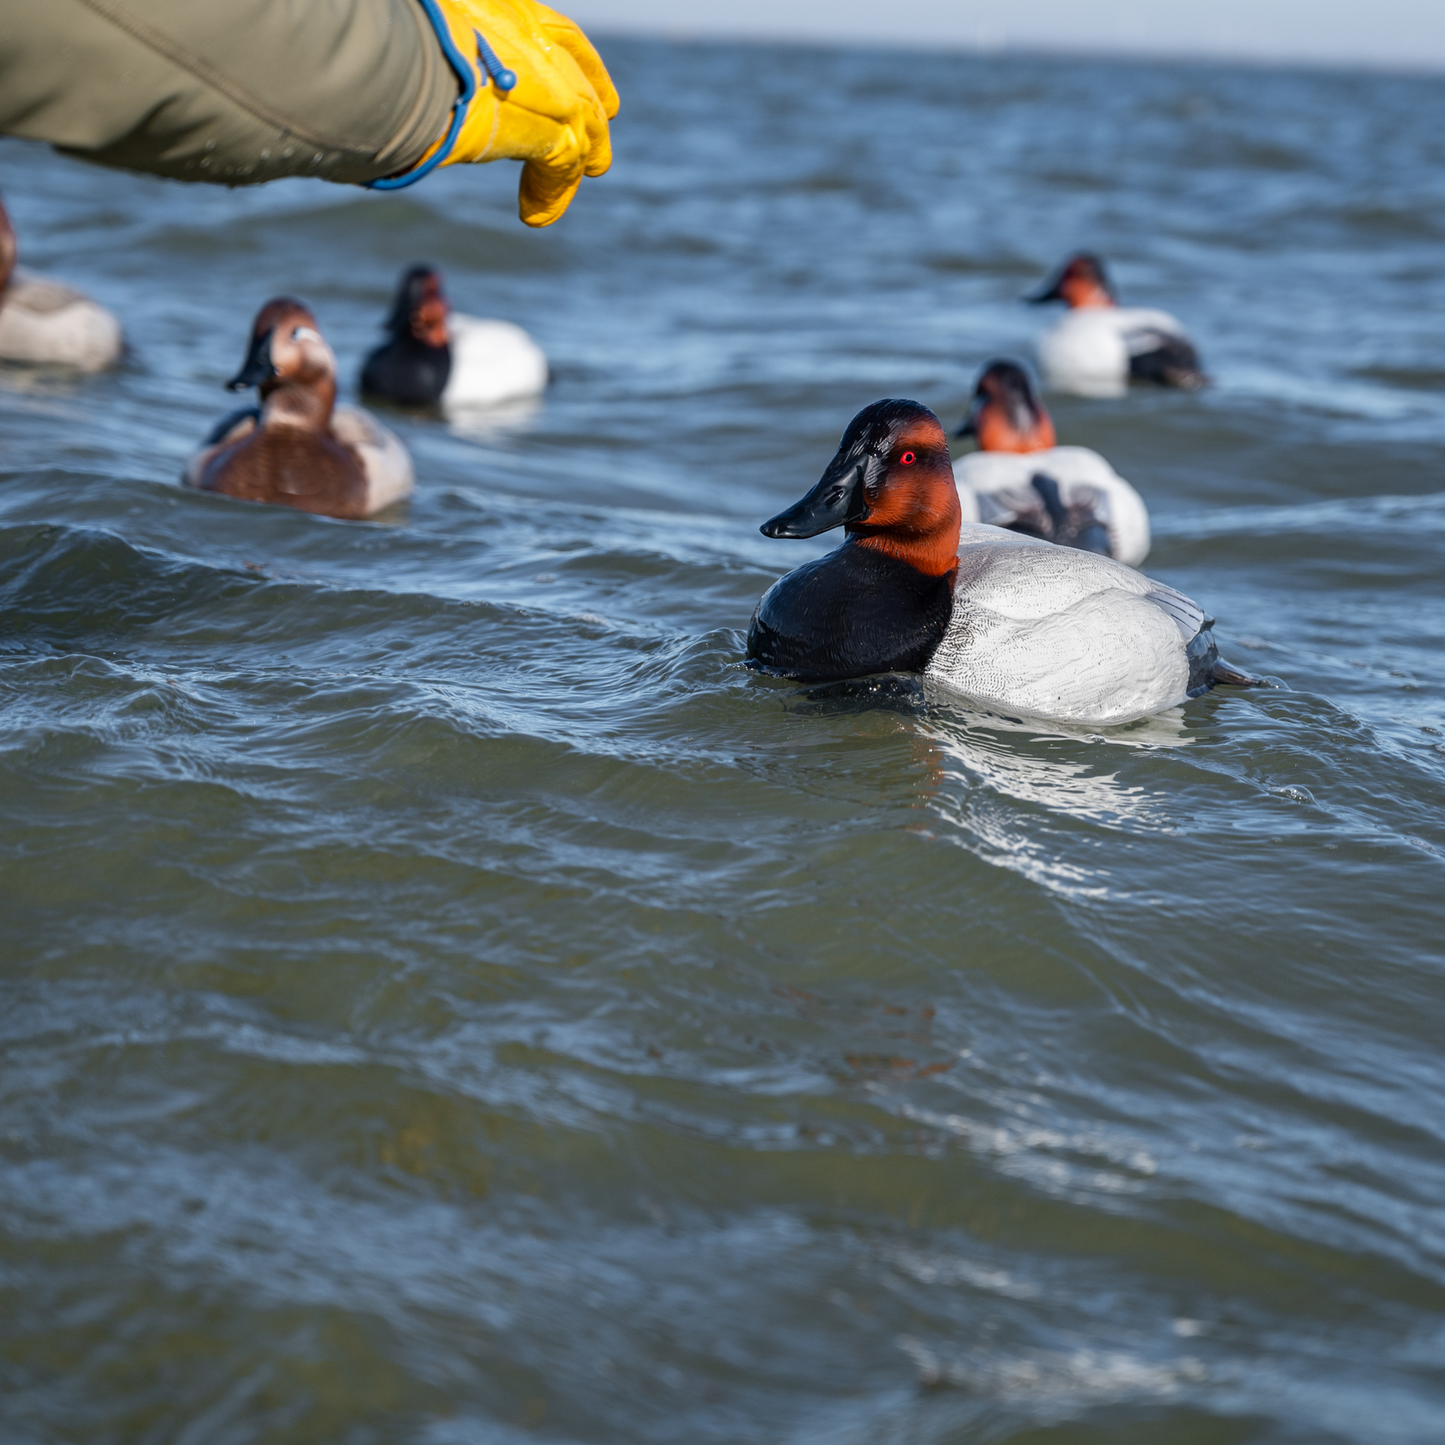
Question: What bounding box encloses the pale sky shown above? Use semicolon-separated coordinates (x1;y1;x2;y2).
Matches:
567;0;1445;71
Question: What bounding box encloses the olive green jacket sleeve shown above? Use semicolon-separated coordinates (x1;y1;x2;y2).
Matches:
0;0;460;185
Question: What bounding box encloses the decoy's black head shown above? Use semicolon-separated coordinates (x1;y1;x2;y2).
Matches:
760;399;961;577
957;359;1056;452
385;264;450;348
1027;252;1116;308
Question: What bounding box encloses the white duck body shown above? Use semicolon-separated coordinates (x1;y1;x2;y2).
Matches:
0;266;123;371
1036;307;1189;398
443;315;548;410
954;445;1151;567
925;524;1203;726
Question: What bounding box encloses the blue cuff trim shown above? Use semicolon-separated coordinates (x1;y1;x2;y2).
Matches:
366;0;478;191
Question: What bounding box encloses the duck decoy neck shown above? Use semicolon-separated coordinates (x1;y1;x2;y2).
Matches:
260;371;338;430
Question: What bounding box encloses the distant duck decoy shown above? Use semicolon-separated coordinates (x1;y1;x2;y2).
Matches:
747;399;1263;726
0;193;123;372
955;359;1151;566
185;297;413;519
360;264;548;412
1028;253;1206;397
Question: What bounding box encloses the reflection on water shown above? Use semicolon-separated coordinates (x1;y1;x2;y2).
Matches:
446;392;545;443
922;718;1184;897
2;36;1445;1445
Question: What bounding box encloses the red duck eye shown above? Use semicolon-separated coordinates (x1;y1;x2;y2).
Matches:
899;450;916;465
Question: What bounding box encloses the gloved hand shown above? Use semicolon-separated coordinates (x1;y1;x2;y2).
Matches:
428;0;618;226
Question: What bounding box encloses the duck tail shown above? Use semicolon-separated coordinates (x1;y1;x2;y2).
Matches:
1128;335;1208;392
1210;658;1270;688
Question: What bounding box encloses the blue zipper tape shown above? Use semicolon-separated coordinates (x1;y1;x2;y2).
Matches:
367;0;480;191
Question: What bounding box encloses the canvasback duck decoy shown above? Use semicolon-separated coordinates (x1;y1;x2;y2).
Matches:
185;297;413;519
954;359;1151;567
1029;253;1206;398
747;400;1262;726
360;264;548;412
0;193;123;372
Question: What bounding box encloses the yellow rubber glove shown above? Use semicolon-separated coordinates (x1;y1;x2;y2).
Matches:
429;0;618;226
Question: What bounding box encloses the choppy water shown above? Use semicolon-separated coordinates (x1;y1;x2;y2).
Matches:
3;38;1445;1444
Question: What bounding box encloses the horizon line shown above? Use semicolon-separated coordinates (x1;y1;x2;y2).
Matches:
579;21;1445;79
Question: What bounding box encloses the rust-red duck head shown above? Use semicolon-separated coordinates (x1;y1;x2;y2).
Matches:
761;399;961;576
227;297;338;425
234;297;341;413
957;359;1056;454
1028;252;1116;310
